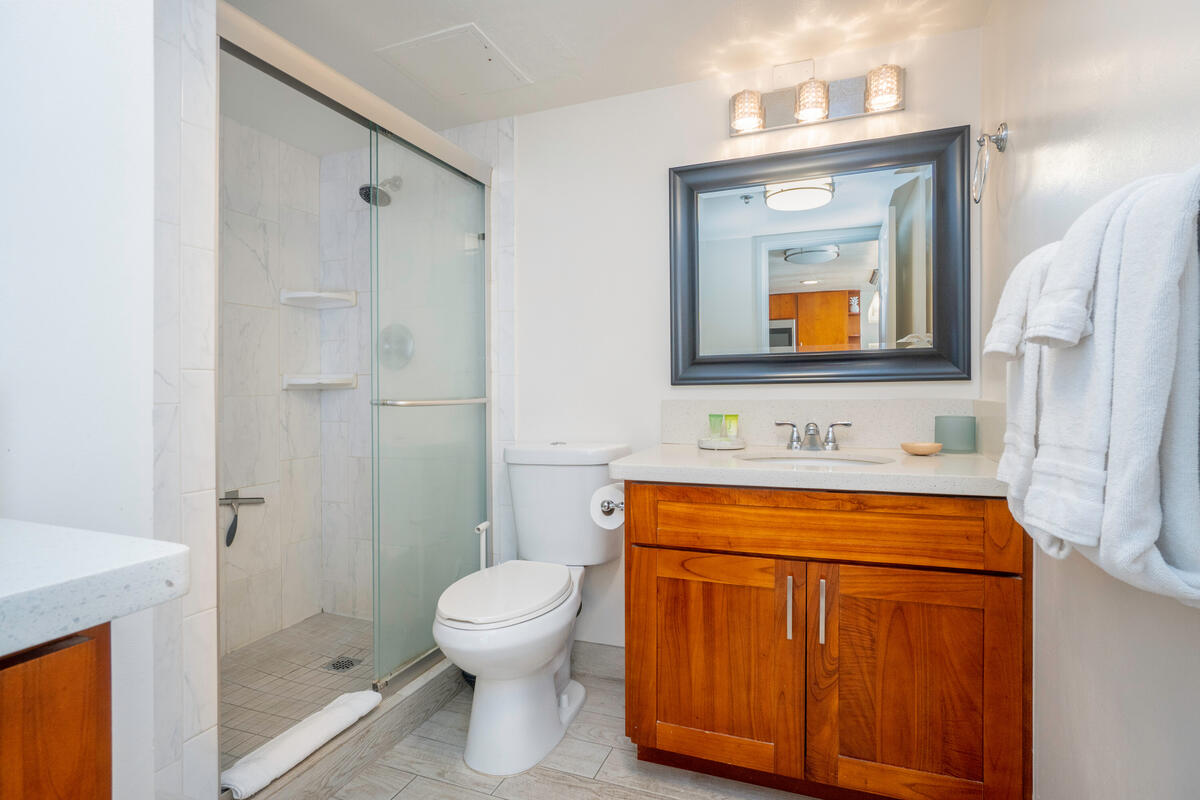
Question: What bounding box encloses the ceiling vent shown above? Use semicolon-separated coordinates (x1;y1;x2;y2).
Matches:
375;23;532;97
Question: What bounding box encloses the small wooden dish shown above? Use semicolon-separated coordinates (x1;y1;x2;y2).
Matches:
901;441;943;456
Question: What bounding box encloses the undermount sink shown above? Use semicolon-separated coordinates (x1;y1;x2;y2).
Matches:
737;453;894;468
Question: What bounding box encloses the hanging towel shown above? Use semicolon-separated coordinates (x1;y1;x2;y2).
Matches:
220;690;382;799
1021;180;1156;549
1097;165;1200;606
984;243;1065;554
1025;175;1162;347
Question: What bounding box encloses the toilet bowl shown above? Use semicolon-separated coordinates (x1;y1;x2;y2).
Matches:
431;441;630;776
432;561;585;775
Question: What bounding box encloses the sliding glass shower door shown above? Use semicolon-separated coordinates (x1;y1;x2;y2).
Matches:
370;129;488;682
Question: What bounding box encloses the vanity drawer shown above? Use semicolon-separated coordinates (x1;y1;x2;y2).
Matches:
626;483;1023;573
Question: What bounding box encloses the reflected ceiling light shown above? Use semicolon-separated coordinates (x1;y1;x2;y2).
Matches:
801;279;821;285
794;78;829;123
866;64;903;112
784;245;840;264
731;89;765;132
764;177;834;211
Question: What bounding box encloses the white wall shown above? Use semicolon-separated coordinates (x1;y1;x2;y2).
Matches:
0;1;156;796
514;28;982;644
980;2;1200;797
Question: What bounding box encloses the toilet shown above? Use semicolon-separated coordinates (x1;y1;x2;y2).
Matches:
431;442;630;776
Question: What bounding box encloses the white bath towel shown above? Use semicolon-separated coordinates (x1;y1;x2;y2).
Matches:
1025;176;1162;347
1021;181;1155;549
984;243;1063;553
220;690;382;799
1096;165;1200;606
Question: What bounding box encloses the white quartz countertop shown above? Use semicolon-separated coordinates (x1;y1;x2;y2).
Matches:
609;444;1007;497
0;518;189;657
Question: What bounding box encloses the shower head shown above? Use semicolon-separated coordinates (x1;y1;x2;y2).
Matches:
358;176;402;207
358;184;391;206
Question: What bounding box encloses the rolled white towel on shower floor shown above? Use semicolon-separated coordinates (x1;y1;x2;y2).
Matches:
220;689;382;799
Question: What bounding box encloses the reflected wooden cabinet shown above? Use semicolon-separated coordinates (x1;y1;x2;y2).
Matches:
626;482;1029;800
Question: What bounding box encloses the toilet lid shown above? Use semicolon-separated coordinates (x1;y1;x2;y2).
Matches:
436;560;572;626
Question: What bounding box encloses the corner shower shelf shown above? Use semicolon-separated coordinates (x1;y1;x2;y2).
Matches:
279;289;357;309
282;374;358;391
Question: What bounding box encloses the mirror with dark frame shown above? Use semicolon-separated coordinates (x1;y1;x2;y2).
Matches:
670;126;970;384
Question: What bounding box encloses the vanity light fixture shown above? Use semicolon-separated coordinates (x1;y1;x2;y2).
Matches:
865;64;903;112
784;245;840;264
794;78;829;123
764;177;834;211
730;89;765;132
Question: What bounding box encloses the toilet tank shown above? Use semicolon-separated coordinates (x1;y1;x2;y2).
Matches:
504;442;632;566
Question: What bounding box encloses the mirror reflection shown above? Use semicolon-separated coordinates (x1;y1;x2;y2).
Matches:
696;164;933;356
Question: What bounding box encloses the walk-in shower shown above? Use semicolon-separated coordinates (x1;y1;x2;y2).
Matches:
215;41;488;780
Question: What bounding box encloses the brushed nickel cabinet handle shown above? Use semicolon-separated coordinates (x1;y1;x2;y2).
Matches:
786;575;794;640
818;578;827;645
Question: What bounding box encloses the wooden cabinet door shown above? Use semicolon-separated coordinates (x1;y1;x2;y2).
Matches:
794;290;850;350
627;547;805;777
768;292;797;320
0;625;111;799
806;564;1022;800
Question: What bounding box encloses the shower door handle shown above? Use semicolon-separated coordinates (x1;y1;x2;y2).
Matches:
373;398;487;407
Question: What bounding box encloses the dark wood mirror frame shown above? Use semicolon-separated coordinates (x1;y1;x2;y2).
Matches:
670;125;971;384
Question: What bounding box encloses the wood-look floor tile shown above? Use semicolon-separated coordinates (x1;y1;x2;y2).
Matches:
540;735;612;779
493;766;667;800
377;735;502;794
572;642;625;681
394;776;495;799
576;674;626;719
412;706;470;748
567;709;636;751
332;763;416;800
596;748;810;800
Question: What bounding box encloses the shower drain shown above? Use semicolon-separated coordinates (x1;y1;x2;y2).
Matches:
323;656;362;673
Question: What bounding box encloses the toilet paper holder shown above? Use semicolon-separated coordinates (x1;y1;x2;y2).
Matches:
599;498;624;516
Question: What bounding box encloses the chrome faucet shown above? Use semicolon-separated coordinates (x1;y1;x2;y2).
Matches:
823;421;853;450
775;421;822;451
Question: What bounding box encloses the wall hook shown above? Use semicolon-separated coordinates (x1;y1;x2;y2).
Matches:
972;122;1008;204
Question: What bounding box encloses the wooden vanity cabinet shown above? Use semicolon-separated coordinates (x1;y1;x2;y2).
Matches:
625;482;1030;800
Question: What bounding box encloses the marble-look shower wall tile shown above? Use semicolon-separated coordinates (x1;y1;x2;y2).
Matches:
221;395;280;488
181;245;216;370
154;39;182;226
180;369;216;493
220;209;278;307
279;207;320;289
281;537;322;627
153;597;183;770
181;725;219;800
280;306;321;375
180;121;216;249
154;403;182;543
280;457;322;543
279;142;320;215
321;422;350;503
280;389;321;459
221;303;279;396
181;490;217;616
179;0;215;131
220;116;279;222
155;222;182;403
181;608;218;739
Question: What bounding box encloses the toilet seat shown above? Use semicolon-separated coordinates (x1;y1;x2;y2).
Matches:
436;560;572;631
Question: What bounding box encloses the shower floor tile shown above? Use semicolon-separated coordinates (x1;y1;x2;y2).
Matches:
219;612;374;770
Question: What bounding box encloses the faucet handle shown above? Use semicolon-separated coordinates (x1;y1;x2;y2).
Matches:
775;421;801;448
823;421;852;450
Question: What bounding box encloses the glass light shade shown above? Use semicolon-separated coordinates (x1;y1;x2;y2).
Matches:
784;244;840;264
763;177;834;211
794;79;829;123
866;64;903;112
731;89;765;132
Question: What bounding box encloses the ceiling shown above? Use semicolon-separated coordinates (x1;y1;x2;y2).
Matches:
228;0;990;130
